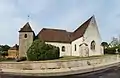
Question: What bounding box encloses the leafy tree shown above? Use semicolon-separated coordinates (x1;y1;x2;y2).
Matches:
0;51;8;57
0;45;10;51
3;45;10;51
27;39;60;61
0;45;10;57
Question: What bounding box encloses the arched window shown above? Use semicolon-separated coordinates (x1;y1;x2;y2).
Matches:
91;40;96;50
75;44;76;51
24;34;27;38
62;46;65;52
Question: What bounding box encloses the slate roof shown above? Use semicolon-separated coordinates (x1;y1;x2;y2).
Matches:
9;44;19;50
37;16;94;43
19;22;33;32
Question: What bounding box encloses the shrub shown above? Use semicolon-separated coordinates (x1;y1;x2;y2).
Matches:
0;57;6;61
0;51;8;57
27;39;60;61
104;46;119;54
15;57;27;62
0;57;15;62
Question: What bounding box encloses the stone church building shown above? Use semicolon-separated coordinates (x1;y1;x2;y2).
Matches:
19;16;104;58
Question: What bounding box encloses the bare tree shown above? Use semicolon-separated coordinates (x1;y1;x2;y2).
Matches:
110;37;119;47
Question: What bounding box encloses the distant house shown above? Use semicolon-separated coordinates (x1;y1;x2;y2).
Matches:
7;44;19;58
18;16;104;58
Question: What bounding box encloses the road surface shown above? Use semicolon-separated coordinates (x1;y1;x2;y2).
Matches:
0;66;120;78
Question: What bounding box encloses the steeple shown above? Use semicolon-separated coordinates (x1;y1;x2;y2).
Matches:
19;22;33;32
19;22;34;58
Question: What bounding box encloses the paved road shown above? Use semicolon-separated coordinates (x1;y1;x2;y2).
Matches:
1;66;120;78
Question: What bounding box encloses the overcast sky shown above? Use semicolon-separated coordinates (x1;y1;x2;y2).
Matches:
0;0;120;46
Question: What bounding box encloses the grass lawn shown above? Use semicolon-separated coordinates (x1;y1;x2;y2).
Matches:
57;54;117;60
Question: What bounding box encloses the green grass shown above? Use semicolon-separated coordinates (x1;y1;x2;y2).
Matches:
39;54;116;62
57;54;116;60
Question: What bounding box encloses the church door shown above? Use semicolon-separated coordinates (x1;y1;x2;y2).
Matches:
79;43;89;57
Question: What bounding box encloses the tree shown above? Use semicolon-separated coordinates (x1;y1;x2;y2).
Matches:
2;45;10;51
101;42;109;49
27;39;60;61
0;51;8;57
0;45;10;51
0;45;10;58
110;37;119;47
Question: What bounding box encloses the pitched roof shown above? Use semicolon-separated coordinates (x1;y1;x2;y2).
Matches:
37;16;94;43
9;44;19;50
19;22;33;32
37;28;72;43
72;16;93;40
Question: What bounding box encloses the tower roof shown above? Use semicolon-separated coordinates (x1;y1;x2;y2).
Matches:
19;22;33;32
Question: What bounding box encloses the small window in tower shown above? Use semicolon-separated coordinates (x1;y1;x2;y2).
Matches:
62;46;65;52
24;34;27;38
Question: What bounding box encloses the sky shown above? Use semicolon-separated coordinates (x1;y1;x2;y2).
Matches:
0;0;120;46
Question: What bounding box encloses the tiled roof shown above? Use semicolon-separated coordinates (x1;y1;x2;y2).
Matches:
72;16;93;41
9;44;19;50
37;16;94;43
37;28;72;43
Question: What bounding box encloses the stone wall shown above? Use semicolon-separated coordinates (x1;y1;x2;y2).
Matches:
0;55;118;70
19;32;33;57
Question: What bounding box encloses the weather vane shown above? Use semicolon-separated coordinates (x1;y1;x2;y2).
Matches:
27;15;30;21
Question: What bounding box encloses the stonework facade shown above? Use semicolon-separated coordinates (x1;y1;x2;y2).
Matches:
18;16;104;58
19;23;34;57
19;32;33;57
7;44;19;58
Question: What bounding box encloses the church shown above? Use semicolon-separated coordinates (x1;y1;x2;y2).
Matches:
18;16;104;58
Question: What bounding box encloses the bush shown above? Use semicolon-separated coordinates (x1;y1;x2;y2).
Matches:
0;57;6;61
104;46;119;54
0;51;8;57
27;39;60;61
0;57;15;62
15;57;27;62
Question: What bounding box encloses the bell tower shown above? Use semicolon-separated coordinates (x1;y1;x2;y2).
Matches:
19;22;34;57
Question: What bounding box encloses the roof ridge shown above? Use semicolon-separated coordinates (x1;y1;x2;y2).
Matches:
42;28;67;31
71;16;94;41
9;44;19;50
74;16;93;33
